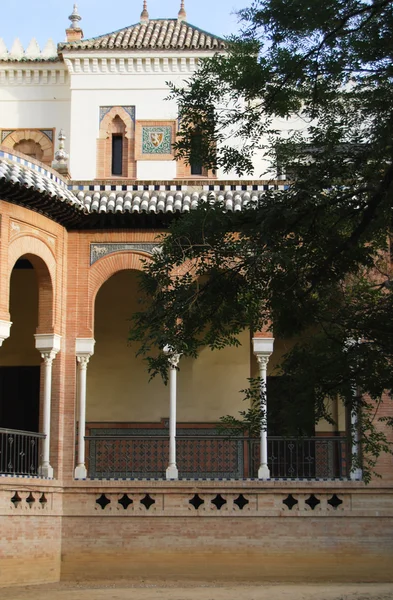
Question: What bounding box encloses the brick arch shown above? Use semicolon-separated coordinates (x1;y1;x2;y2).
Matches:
7;235;56;333
2;129;53;165
87;251;151;334
99;107;134;140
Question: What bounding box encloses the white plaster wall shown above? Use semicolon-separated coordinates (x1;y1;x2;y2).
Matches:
137;160;176;179
0;74;71;153
68;70;185;180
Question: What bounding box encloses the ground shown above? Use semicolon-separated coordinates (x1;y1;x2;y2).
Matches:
1;582;393;600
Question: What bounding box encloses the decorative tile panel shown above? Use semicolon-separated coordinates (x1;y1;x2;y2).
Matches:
1;130;14;142
41;129;53;141
142;126;172;155
99;106;135;123
90;242;159;265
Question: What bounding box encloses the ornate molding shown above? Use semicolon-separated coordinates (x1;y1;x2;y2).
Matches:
9;219;56;249
63;56;200;76
0;67;67;86
90;242;159;264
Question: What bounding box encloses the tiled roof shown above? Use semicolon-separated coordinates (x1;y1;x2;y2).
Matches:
58;20;226;52
74;188;280;214
0;150;289;226
0;156;83;210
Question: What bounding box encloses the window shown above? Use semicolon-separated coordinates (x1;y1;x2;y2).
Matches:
190;132;203;175
111;134;123;176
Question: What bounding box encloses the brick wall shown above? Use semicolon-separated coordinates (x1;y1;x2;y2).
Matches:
0;481;62;587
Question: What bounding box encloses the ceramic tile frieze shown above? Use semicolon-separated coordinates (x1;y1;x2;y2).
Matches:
90;242;159;264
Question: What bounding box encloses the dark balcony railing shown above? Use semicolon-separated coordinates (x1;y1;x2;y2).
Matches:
0;428;44;476
86;434;349;480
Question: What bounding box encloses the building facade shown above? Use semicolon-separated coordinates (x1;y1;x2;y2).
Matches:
0;2;392;587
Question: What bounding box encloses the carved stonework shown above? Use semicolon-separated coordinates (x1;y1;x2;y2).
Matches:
9;220;56;248
90;243;159;265
167;353;181;369
77;355;90;369
256;355;269;368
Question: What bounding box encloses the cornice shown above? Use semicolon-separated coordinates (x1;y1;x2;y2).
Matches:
0;63;68;86
63;54;202;75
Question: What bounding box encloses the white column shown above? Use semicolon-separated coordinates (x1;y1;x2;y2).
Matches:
350;404;363;481
252;337;274;480
0;320;12;346
75;338;95;479
35;333;61;479
164;346;181;480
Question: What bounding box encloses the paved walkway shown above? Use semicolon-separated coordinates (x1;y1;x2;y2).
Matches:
1;582;393;600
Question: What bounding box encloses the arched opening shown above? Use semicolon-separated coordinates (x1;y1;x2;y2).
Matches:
13;139;44;161
88;269;166;424
85;268;251;478
0;258;40;432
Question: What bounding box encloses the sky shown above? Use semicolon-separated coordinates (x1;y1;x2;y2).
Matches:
0;0;246;51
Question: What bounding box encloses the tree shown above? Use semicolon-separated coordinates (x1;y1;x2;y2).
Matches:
130;0;393;481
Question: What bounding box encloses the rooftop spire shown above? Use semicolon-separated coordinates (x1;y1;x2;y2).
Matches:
140;0;149;24
66;4;83;43
52;129;70;178
68;4;82;29
178;1;187;21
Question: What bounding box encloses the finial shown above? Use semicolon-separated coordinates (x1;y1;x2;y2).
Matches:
68;4;82;29
66;4;83;42
178;1;187;21
52;130;70;176
140;0;149;24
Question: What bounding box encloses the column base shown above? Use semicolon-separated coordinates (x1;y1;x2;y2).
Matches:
350;468;363;481
166;464;179;480
38;463;54;479
74;464;88;479
258;464;270;479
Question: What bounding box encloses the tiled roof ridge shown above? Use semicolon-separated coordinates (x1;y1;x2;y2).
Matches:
58;19;226;51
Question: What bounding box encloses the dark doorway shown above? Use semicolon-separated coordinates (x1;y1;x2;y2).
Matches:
0;366;40;432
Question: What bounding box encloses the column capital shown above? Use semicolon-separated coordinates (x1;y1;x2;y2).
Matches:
41;350;58;365
163;344;181;368
77;355;90;369
0;320;12;347
256;354;270;368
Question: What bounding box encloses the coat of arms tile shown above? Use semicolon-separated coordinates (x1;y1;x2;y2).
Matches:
142;126;172;154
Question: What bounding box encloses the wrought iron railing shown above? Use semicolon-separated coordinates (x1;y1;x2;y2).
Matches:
0;428;44;476
86;434;349;480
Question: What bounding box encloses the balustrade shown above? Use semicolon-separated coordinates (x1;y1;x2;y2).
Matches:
85;434;349;480
0;428;45;476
